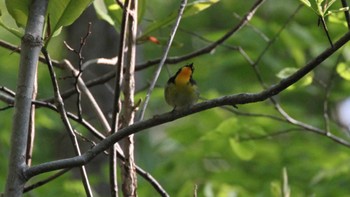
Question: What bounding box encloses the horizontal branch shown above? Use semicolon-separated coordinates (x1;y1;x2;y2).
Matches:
24;30;350;180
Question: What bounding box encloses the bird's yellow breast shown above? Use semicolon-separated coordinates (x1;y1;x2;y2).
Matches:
175;67;192;85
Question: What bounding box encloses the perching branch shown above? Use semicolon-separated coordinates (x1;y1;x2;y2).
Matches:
24;29;350;179
137;0;187;120
40;0;267;104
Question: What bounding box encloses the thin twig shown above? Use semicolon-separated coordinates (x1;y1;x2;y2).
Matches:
23;168;71;193
322;57;338;133
341;0;350;29
252;5;302;87
0;39;62;69
64;23;92;120
221;106;287;123
137;0;188;121
193;184;198;197
319;16;334;47
239;128;302;142
116;0;124;9
41;48;93;197
26;69;38;166
62;60;111;134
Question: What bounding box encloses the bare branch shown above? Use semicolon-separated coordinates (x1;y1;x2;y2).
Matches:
41;48;93;196
23;169;70;193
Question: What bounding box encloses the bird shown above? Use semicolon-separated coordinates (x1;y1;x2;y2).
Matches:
164;63;199;110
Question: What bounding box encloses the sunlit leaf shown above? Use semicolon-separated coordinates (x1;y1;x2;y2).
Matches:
6;0;93;41
276;67;298;79
276;67;313;90
138;0;146;24
104;0;123;30
46;0;94;44
324;0;337;11
216;117;238;135
93;0;115;27
299;0;311;7
0;18;23;38
270;181;282;197
5;0;30;28
328;13;348;26
337;62;350;80
229;138;255;161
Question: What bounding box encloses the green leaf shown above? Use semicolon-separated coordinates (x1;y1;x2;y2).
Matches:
5;0;30;28
0;9;23;38
299;0;311;7
229;138;255;161
270;181;282;197
216;117;238;135
138;0;146;24
276;67;313;89
336;62;350;80
328;12;348;26
324;0;336;11
93;0;115;27
46;0;94;44
140;0;220;39
105;0;123;28
276;67;298;79
326;7;350;16
93;0;122;31
6;0;93;44
183;0;220;18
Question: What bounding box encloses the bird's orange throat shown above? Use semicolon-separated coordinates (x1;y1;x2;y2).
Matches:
175;67;192;85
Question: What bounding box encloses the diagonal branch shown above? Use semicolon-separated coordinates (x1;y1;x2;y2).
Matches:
24;30;350;179
135;0;266;71
42;48;93;197
1;86;170;196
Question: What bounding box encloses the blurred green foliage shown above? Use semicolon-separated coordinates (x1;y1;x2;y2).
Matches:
1;0;350;196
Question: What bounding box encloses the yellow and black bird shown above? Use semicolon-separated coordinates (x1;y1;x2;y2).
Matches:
164;63;199;110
